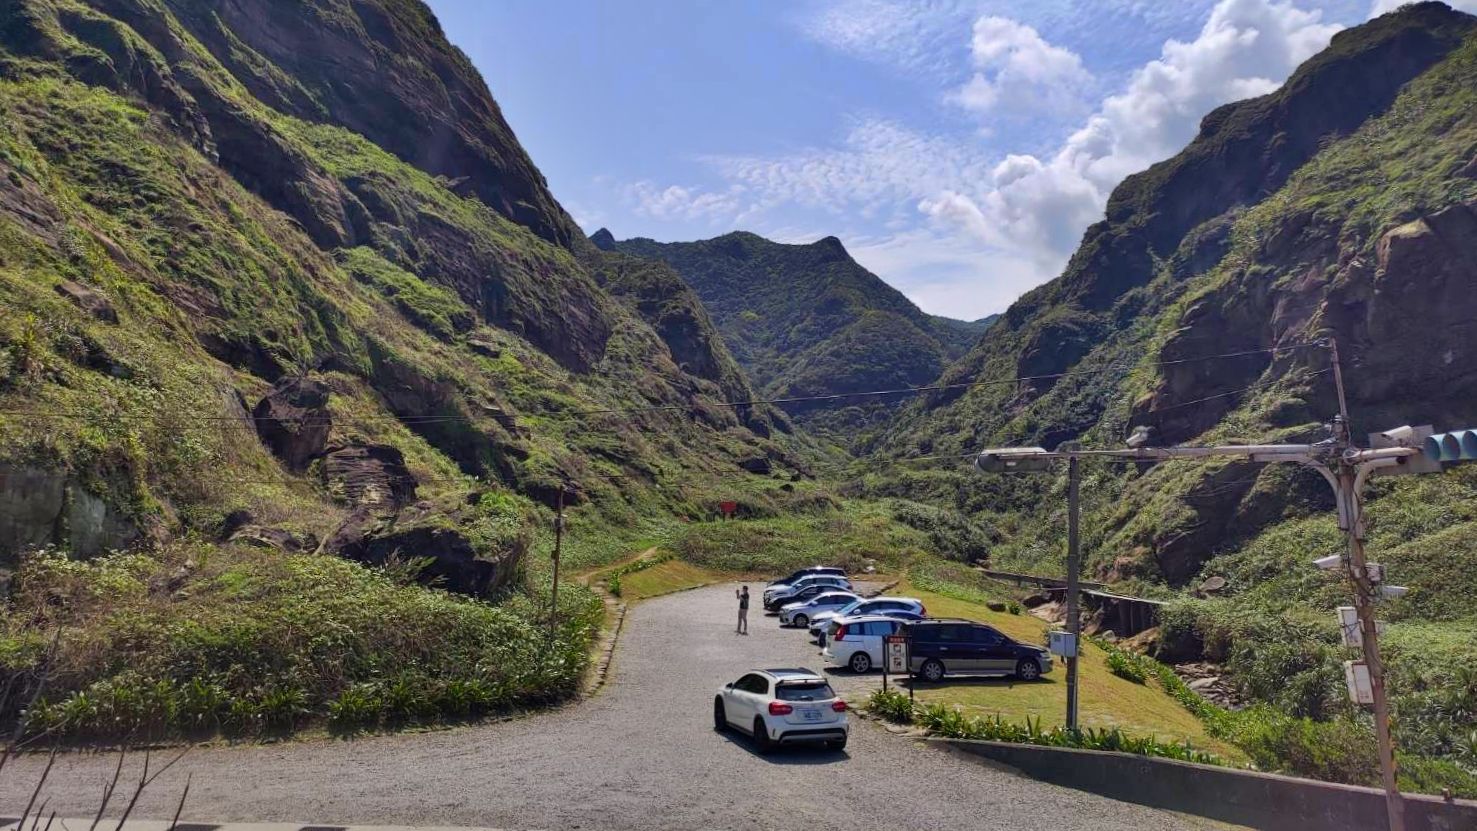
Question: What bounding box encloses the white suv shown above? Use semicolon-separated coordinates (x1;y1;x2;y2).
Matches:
821;614;907;673
713;668;848;752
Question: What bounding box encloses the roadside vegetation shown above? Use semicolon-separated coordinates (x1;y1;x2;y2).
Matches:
0;543;603;739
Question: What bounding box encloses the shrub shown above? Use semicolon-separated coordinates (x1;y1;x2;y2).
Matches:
1106;650;1148;684
891;500;994;562
868;688;915;723
605;551;675;597
3;544;603;739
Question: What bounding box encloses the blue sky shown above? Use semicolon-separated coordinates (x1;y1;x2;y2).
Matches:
424;0;1470;320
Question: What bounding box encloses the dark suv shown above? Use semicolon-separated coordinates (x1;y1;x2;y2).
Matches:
904;619;1053;683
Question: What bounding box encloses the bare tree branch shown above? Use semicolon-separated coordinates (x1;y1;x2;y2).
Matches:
168;773;192;831
20;743;58;827
89;749;127;831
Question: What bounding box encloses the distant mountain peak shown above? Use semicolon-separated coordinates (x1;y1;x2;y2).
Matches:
589;227;616;250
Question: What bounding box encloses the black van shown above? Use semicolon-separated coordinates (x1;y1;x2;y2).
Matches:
905;618;1053;683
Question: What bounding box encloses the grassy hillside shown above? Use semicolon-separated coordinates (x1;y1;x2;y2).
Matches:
0;0;810;738
604;231;990;445
869;2;1477;789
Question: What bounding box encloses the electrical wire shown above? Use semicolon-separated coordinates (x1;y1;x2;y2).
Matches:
0;340;1331;426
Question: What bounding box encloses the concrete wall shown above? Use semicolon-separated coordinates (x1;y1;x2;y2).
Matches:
938;738;1477;831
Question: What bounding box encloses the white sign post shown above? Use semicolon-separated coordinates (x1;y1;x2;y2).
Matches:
885;636;908;674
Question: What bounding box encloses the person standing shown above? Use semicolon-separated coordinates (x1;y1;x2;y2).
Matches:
736;586;750;635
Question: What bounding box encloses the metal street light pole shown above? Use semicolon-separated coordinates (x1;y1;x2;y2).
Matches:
1064;454;1082;731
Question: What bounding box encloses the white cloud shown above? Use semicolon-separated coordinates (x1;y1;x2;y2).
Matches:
925;0;1342;273
797;0;972;77
952;17;1093;120
625;181;747;223
618;0;1355;318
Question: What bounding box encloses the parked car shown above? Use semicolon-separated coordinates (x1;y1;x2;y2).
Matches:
778;591;860;627
821;614;908;673
767;566;846;587
809;597;926;643
764;575;851;611
905;618;1053;683
713;668;848;752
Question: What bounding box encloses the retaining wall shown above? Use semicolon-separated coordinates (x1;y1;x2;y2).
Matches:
937;738;1477;831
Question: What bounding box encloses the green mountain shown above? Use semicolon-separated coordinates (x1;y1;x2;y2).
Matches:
870;0;1477;773
600;230;991;440
0;0;811;735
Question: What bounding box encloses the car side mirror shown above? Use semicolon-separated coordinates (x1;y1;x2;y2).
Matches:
724;682;733;689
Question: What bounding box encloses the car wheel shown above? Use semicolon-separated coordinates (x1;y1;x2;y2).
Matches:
921;659;945;683
827;736;848;752
849;651;872;673
713;698;728;732
793;614;808;628
753;717;775;754
1016;658;1042;681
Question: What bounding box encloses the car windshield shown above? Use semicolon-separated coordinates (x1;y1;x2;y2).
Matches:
775;681;835;702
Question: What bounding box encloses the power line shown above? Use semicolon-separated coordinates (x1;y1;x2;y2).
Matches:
0;340;1330;427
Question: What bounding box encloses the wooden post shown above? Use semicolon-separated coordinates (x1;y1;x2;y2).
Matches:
549;487;564;643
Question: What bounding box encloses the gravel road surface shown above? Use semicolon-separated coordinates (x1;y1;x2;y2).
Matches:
0;583;1230;830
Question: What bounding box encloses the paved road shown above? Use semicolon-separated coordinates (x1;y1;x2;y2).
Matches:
0;584;1228;830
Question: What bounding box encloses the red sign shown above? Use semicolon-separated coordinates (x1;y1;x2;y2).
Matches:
719;501;738;518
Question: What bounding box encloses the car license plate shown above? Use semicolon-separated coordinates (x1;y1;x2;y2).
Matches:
803;708;821;722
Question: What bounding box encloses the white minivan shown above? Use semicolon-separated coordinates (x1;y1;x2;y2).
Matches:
821;614;908;673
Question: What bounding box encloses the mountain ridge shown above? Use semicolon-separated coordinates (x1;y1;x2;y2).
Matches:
603;229;991;440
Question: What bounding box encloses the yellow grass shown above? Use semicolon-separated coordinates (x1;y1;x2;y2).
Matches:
614;559;723;600
900;580;1247;762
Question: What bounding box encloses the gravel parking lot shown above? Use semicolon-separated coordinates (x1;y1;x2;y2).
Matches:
0;583;1232;830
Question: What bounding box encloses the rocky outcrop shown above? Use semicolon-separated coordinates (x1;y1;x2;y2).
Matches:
322;444;418;509
321;500;521;596
53;280;117;323
228;525;317;553
156;0;581;249
0;469;138;560
252;377;332;472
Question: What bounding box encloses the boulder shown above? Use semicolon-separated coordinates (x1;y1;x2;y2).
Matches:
228;525;317;553
320;501;522;596
737;456;772;475
54;280;117;323
252;377;331;471
322;443;417;509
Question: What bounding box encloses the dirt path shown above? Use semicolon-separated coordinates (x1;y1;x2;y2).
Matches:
0;584;1231;830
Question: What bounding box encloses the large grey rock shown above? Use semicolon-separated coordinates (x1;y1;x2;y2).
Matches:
0;468;137;560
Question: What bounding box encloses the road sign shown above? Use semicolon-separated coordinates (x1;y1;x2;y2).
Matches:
719;500;737;518
885;635;908;674
1345;660;1375;705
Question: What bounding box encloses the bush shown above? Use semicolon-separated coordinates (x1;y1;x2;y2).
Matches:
891;501;994;562
1;544;603;739
868;688;915;723
1107;650;1148;684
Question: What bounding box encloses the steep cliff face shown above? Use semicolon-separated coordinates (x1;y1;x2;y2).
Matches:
876;3;1477;589
0;0;786;574
607;231;988;439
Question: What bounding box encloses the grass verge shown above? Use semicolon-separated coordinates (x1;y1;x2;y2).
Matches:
898;579;1246;761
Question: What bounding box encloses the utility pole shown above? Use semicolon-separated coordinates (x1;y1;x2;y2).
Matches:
549;486;565;643
1064;454;1082;731
1330;340;1405;831
974;341;1449;830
